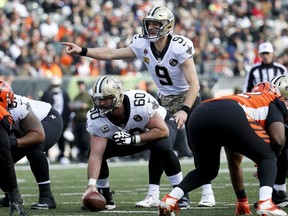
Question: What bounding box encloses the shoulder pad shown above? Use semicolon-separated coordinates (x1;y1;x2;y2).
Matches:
130;34;147;49
170;35;195;56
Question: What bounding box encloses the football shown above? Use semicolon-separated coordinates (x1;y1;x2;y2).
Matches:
82;191;106;212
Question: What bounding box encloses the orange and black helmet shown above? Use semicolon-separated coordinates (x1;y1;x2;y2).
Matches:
251;82;281;96
0;80;14;110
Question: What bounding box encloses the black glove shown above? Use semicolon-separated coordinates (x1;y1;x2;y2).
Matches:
8;133;18;147
112;131;141;145
1;115;13;133
10;124;24;137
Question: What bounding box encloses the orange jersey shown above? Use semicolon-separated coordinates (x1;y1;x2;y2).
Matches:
0;106;13;130
0;106;12;120
205;92;286;128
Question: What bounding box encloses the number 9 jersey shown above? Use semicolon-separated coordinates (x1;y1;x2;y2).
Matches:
86;89;167;139
129;34;195;96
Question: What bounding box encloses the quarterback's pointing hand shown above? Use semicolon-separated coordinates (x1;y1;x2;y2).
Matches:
61;42;82;55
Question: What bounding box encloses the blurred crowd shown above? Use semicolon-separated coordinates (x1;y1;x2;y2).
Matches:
1;0;288;80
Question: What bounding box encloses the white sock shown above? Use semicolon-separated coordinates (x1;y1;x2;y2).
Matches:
148;184;160;197
96;178;109;188
274;183;286;192
202;184;213;194
170;187;184;200
259;186;273;201
168;172;183;186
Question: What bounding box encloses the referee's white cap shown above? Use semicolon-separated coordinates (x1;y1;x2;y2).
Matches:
258;42;274;54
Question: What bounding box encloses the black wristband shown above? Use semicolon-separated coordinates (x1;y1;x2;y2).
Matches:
130;135;136;144
79;47;88;56
180;105;191;114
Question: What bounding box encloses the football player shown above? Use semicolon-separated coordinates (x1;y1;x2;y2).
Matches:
82;75;185;210
227;82;282;215
0;91;63;210
62;6;215;209
264;76;288;207
216;82;288;215
0;81;26;216
159;84;288;216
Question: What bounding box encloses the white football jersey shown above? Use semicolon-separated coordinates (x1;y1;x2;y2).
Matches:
129;34;195;96
86;89;167;139
10;94;52;124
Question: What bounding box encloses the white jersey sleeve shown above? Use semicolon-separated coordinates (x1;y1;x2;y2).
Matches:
86;90;167;139
10;94;52;124
129;34;195;96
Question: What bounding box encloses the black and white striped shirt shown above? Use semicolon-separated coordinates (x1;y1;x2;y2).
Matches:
244;62;287;92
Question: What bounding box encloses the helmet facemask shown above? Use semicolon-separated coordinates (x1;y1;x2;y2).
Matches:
92;76;124;117
92;95;118;117
142;6;175;42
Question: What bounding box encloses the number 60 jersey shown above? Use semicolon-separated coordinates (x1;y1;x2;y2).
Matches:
86;90;167;139
129;34;195;96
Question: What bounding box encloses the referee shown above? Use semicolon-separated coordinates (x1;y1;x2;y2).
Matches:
243;42;287;92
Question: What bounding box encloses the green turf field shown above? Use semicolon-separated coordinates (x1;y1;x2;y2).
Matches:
0;157;269;216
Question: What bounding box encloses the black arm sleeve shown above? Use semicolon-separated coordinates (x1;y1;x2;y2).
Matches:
266;103;285;129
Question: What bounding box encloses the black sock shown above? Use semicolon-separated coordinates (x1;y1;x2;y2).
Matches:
236;189;247;200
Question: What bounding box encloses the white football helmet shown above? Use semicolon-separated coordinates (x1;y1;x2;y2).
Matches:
92;76;124;117
142;6;175;42
270;75;288;98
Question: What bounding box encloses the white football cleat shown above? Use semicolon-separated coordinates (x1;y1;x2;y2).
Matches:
198;192;216;207
135;195;160;208
256;198;287;216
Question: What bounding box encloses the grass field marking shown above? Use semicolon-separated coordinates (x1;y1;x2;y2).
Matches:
15;157;255;171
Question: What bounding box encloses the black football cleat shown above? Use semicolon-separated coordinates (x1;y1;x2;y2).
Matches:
272;190;288;208
98;187;116;210
31;197;56;210
0;195;10;207
178;194;190;209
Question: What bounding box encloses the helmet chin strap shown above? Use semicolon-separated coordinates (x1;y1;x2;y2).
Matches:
149;37;160;42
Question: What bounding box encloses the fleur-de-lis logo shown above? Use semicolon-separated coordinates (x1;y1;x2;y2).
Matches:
186;45;192;55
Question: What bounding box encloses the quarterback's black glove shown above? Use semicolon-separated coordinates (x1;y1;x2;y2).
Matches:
113;131;141;145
